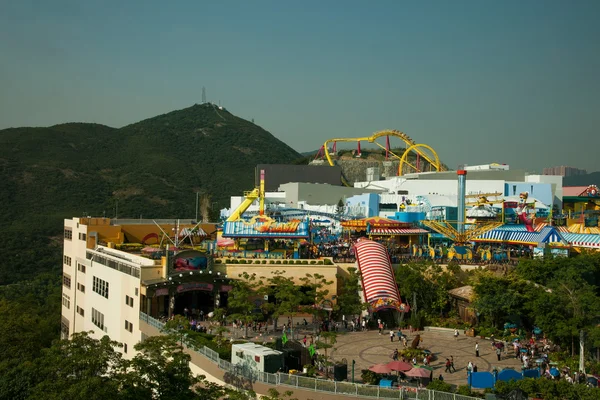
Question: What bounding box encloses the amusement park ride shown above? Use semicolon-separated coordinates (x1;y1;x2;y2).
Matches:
421;170;503;260
314;130;444;185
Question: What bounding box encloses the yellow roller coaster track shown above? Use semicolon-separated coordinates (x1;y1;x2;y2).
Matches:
322;130;444;179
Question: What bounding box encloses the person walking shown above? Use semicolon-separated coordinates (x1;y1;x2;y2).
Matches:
450;356;457;372
475;341;480;357
392;349;399;361
454;329;459;340
390;330;394;342
496;346;502;361
445;358;452;373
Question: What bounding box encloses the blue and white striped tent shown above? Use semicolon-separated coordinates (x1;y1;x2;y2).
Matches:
561;233;600;249
223;220;309;238
474;226;567;245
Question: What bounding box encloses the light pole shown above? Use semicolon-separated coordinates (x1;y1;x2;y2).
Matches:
195;192;200;221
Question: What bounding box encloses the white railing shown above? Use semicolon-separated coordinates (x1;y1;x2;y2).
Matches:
139;313;480;400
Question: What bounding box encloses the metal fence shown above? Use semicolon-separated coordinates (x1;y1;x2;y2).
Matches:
139;313;480;400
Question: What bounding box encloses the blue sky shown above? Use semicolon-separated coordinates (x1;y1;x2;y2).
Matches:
1;0;598;172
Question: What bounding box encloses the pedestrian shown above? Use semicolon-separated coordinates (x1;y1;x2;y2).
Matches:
361;319;366;331
392;349;399;361
378;322;383;335
454;329;459;340
473;364;478;373
475;341;480;357
445;358;452;373
439;374;444;381
402;335;407;348
303;335;307;347
467;361;473;375
450;355;456;372
390;330;394;342
496;347;502;361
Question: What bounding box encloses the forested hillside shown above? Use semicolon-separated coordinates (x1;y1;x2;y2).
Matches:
0;103;300;283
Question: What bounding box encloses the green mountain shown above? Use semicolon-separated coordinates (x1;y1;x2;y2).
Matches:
563;171;600;188
0;103;300;283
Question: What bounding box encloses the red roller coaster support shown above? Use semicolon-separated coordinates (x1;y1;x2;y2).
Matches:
357;141;362;156
385;136;390;160
332;141;337;154
315;145;325;160
416;153;421;172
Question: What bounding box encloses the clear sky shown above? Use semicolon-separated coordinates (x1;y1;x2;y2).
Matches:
1;0;598;173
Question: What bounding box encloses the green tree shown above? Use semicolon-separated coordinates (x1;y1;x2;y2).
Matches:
228;272;263;338
315;331;338;378
472;274;524;328
336;267;367;318
262;271;302;336
28;332;124;400
299;272;334;325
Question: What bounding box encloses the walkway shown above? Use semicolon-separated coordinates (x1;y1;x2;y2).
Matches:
331;329;522;387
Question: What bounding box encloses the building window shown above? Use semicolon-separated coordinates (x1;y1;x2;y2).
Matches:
63;274;71;289
125;295;134;307
77;283;85;293
61;318;70;340
62;294;70;309
63;255;72;266
123;343;128;354
79;232;87;241
64;228;73;240
512;185;516;196
77;263;86;273
77;305;85;317
124;320;133;333
92;276;109;299
91;308;105;331
135;287;139;296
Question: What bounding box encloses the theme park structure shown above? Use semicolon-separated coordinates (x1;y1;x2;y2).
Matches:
421;170;503;260
313;129;444;184
353;239;409;314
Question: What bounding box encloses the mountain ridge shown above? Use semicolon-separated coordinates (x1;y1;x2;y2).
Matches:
0;103;301;283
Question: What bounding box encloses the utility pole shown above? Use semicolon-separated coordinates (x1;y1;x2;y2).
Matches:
195;192;199;221
579;330;585;374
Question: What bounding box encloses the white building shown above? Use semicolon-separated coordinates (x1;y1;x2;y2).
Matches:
61;218;150;358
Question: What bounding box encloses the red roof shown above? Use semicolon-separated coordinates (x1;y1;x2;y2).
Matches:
563;186;588;197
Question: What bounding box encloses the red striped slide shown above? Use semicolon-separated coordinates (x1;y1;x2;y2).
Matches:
354;239;409;312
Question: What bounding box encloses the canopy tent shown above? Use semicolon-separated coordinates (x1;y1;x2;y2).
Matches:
386;361;413;372
354;239;409;312
473;226;568;246
178;227;207;237
561;233;600;249
369;363;393;374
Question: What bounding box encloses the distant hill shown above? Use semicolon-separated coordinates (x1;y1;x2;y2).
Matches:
0;103;300;283
563;172;600;187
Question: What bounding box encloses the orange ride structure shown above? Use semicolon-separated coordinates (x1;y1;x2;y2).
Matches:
314;129;444;180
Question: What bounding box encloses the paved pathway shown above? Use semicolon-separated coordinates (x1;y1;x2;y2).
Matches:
331;329;522;387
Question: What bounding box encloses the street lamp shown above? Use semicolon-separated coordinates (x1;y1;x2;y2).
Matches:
195;192;200;221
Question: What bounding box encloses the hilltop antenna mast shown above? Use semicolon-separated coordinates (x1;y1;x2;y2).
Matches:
202;87;206;103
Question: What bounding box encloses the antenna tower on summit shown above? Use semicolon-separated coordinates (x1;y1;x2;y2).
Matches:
202;87;206;103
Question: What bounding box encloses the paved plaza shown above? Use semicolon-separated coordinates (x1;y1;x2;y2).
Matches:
331;328;522;386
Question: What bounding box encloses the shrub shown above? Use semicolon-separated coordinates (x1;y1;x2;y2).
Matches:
296;260;303;265
317;261;323;265
230;259;238;264
225;259;232;264
323;259;333;265
302;261;308;265
254;260;261;264
276;260;282;264
455;385;473;396
239;259;246;264
269;260;275;264
282;260;288;264
262;260;267;264
214;259;222;264
310;260;316;264
427;379;452;392
360;369;380;385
